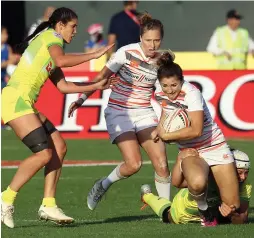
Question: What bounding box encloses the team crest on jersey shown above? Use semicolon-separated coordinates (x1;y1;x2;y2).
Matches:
53;32;62;39
223;154;230;159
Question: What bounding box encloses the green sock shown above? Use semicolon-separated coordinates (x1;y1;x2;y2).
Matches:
143;193;171;218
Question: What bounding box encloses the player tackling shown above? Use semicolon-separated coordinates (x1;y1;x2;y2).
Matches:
141;149;251;225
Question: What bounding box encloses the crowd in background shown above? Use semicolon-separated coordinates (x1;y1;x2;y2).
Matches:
1;1;254;130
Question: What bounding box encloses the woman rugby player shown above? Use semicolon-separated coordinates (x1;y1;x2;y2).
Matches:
68;13;172;211
153;52;241;226
1;7;112;228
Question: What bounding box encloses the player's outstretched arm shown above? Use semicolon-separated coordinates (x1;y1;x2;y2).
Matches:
50;68;109;94
49;44;114;68
67;66;115;118
78;66;115;101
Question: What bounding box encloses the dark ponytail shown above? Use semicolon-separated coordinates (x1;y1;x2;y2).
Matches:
157;51;184;81
26;21;51;43
157;50;175;67
16;7;77;54
16;21;51;54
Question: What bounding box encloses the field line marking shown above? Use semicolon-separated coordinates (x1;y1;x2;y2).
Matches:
1;160;174;169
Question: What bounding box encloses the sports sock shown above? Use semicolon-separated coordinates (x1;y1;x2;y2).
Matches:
155;172;171;200
102;163;127;190
189;191;208;211
2;186;17;205
143;193;171;218
42;197;56;207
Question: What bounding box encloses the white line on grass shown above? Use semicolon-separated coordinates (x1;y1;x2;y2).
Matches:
19;217;159;223
1;160;174;169
24;175;160;180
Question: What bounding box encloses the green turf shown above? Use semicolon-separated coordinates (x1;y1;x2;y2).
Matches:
1;130;254;237
1;129;180;162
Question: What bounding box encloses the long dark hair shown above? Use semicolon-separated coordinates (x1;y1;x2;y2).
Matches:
17;7;77;53
157;51;184;81
139;12;164;38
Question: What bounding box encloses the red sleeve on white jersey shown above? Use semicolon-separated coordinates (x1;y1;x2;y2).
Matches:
185;89;204;112
106;48;126;73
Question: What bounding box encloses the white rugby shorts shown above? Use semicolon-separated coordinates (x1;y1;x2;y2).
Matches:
198;143;234;166
104;107;158;143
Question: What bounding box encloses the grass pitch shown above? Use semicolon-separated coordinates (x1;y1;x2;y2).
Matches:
1;130;254;238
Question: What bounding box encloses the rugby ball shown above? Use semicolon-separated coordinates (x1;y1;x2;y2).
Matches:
162;109;190;132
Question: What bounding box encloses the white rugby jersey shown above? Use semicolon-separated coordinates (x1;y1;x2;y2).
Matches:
155;80;226;152
106;43;158;110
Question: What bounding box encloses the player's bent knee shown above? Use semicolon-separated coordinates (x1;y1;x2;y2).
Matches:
188;175;207;194
37;148;53;165
189;182;206;194
127;160;142;173
22;126;49;153
60;144;67;159
56;142;67;159
62;143;67;155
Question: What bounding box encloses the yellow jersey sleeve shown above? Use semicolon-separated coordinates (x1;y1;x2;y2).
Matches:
44;30;64;48
8;29;64;103
240;180;252;202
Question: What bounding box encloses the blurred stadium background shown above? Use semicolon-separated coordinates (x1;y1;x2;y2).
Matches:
2;1;254;68
1;1;254;237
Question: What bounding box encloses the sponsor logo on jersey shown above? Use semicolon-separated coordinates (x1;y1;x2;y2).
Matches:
143;76;153;82
124;70;139;79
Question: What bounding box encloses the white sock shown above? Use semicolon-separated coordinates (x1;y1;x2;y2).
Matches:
189;191;208;211
197;199;208;211
102;163;126;190
155;172;171;200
